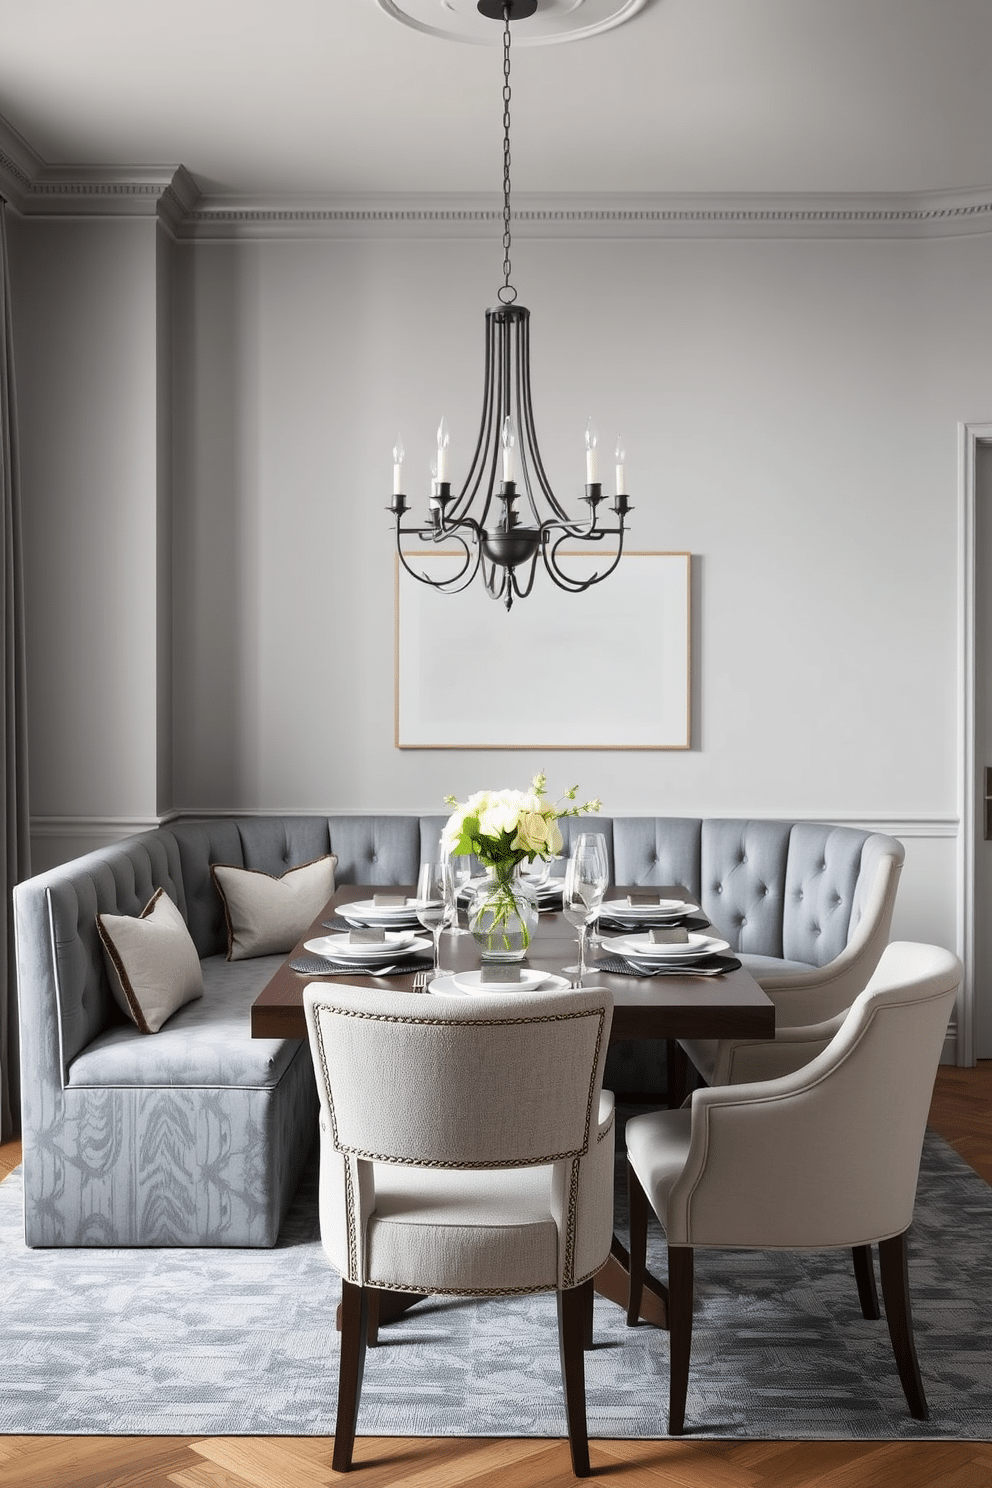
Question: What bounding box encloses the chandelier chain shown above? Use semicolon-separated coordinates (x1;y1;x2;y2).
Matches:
499;4;516;305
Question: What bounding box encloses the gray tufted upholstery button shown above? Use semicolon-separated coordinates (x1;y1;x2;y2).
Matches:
716;885;723;893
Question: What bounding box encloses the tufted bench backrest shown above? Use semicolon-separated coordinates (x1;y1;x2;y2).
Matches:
561;816;902;968
14;812;904;1091
15;816;448;1082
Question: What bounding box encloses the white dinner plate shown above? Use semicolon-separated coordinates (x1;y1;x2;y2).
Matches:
429;971;571;998
451;967;553;995
602;932;730;961
600;898;699;920
304;932;429;960
339;898;419;922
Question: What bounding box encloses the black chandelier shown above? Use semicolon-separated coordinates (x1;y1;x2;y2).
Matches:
389;0;631;612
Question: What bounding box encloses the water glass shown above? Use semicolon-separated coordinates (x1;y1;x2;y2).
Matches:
416;862;454;974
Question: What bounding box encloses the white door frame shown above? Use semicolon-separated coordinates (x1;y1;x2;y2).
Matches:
956;420;992;1066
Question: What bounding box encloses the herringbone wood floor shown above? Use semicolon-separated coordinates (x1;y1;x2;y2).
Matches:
1;1062;989;1488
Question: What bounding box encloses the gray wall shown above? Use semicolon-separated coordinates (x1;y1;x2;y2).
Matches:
7;209;984;992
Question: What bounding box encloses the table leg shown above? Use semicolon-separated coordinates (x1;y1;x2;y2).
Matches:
594;1233;669;1329
667;1038;690;1109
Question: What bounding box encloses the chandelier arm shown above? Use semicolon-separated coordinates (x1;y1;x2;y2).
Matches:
450;309;498;524
541;524;629;593
510;550;540;602
395;520;484;592
516;311;572;522
483;557;511;606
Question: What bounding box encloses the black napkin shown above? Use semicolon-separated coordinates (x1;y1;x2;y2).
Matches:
594;952;742;977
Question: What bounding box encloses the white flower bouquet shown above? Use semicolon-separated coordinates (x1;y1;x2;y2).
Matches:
442;775;601;959
442;773;601;878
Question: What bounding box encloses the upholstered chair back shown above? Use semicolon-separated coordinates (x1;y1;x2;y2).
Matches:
304;983;614;1292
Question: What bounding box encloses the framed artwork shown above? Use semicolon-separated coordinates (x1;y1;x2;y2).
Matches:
395;550;691;749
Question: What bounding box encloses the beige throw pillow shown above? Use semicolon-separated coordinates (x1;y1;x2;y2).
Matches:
211;854;338;961
97;888;204;1034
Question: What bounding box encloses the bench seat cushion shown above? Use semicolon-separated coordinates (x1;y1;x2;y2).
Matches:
67;954;294;1089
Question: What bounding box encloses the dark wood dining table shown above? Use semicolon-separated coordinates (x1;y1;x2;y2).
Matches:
250;883;775;1330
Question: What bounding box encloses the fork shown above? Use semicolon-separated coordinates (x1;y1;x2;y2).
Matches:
411;969;432;992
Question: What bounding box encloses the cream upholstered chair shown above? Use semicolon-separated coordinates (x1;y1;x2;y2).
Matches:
625;941;961;1435
304;981;615;1476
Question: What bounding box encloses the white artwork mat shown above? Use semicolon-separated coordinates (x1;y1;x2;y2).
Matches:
395;551;690;749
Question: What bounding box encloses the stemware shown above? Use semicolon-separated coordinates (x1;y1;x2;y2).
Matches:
570;831;609;945
443;852;474;935
415;862;454;975
561;845;608;979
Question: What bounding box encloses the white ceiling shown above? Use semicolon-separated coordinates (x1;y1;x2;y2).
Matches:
1;0;991;202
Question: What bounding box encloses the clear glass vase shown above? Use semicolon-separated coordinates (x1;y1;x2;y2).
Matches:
468;866;540;963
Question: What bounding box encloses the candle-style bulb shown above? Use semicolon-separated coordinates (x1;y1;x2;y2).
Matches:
392;435;405;496
614;436;626;496
585;418;599;484
436;417;450;484
501;415;516;483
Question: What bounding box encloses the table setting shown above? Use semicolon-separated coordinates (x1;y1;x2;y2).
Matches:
289;890;436;977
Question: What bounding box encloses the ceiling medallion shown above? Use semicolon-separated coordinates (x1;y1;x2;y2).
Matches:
375;0;648;47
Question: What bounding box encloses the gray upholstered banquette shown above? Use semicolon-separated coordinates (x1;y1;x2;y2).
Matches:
13;814;903;1249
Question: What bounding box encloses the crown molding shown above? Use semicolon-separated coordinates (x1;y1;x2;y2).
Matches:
4;109;992;241
128;186;992;243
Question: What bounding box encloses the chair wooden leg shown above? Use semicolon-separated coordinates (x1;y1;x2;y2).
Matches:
626;1163;648;1326
558;1280;592;1478
582;1272;595;1349
852;1244;881;1320
366;1287;381;1347
333;1279;370;1472
878;1231;929;1420
667;1245;694;1436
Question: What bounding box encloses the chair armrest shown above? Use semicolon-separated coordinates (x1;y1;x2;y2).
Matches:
713;1010;849;1085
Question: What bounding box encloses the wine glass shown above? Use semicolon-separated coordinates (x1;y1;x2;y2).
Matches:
571;832;609;945
416;862;454;976
561;848;608;981
443;851;473;935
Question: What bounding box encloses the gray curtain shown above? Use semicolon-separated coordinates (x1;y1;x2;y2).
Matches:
1;199;30;1141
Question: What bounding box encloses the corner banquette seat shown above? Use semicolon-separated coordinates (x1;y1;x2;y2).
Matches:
13;814;903;1248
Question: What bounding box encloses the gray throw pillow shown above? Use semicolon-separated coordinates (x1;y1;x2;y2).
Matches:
211;854;338;960
97;887;204;1034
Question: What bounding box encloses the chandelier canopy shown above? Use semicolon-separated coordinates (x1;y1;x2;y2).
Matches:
389;0;631;611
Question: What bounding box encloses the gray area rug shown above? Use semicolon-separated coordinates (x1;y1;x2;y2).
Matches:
1;1128;989;1440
